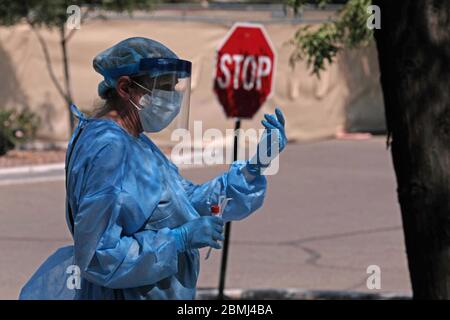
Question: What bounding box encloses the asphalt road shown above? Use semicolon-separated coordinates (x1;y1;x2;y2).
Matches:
0;138;412;299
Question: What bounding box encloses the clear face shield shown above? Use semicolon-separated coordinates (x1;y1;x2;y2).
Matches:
135;58;191;143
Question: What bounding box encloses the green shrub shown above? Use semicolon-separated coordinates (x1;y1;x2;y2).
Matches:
0;109;40;156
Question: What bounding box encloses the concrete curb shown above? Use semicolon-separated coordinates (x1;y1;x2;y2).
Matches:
0;157;212;177
0;175;65;186
196;288;411;300
0;162;65;176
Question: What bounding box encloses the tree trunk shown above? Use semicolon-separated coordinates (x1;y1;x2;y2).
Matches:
373;0;450;299
60;24;75;133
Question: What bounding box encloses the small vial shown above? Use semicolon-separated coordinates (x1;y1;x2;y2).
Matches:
205;204;221;260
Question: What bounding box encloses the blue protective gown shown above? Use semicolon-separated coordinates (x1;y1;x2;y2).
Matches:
19;105;267;300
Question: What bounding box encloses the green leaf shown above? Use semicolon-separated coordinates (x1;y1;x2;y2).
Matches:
288;0;374;77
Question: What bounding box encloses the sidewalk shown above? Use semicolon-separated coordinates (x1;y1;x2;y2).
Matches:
0;146;174;169
0;150;66;168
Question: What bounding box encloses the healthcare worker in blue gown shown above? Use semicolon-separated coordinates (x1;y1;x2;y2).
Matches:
19;37;287;300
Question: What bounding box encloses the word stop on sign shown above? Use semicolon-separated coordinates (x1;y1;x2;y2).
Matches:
216;54;272;91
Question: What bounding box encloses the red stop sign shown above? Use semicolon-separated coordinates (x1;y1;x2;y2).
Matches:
213;23;276;118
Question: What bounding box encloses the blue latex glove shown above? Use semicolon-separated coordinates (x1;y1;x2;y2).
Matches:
172;216;225;253
247;107;287;174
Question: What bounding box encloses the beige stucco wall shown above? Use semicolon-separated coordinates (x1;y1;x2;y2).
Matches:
0;18;385;143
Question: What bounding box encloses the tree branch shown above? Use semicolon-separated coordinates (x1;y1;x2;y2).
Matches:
28;22;69;104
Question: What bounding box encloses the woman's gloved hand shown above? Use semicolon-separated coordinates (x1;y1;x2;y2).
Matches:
247;107;287;174
172;216;224;253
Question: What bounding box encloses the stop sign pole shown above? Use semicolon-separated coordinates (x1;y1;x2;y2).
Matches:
217;118;240;300
213;23;276;300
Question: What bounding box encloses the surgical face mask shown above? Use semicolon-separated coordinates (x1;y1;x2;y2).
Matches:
129;83;183;132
